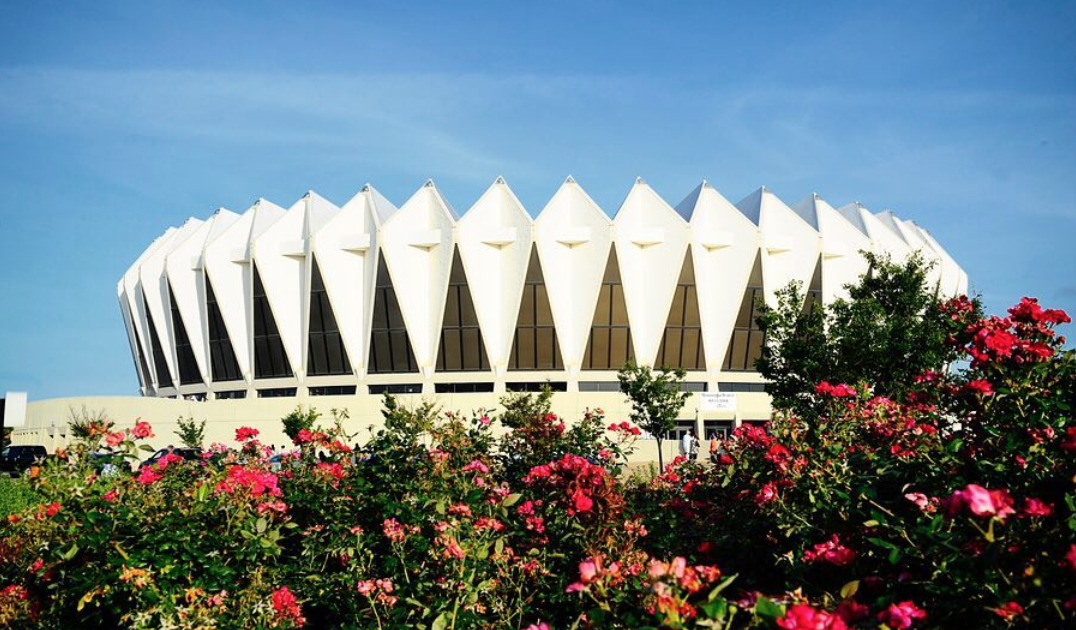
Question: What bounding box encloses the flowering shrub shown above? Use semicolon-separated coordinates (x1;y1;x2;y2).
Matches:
0;296;1072;629
637;296;1075;628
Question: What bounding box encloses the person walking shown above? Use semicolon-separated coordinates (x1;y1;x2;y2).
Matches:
689;430;700;460
680;430;692;459
709;433;719;463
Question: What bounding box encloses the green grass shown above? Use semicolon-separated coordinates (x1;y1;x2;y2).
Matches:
0;477;40;518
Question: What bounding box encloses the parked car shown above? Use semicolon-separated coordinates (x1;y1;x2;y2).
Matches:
138;447;203;471
0;445;48;476
89;451;131;475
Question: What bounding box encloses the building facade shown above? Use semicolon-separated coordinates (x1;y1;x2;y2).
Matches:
117;177;968;401
9;177;967;459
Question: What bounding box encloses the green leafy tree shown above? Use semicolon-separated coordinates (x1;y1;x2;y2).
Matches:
756;251;980;416
617;361;689;469
174;416;206;448
281;406;321;444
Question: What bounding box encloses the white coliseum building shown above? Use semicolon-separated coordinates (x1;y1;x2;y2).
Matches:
12;177;967;459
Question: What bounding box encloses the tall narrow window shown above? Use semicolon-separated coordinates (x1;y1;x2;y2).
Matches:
802;256;823;316
252;265;294;379
368;256;419;374
168;283;202;385
130;324;153;390
509;245;563;370
656;252;706;370
142;294;174;387
723;253;765;372
582;248;634;370
436;249;490;372
205;276;243;382
307;258;351;376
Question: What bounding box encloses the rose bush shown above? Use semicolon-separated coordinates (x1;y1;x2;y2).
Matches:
0;296;1071;629
637;296;1075;628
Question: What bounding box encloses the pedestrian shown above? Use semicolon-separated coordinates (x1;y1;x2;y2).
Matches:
689;430;700;460
680;430;691;458
709;433;719;463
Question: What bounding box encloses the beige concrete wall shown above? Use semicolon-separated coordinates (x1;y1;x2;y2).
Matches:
13;391;772;464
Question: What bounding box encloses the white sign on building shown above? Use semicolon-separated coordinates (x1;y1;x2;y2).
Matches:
700;392;737;412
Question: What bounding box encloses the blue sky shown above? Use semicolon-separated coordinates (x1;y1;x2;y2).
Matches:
1;0;1074;399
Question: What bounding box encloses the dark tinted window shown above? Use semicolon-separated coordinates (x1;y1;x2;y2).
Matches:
252;265;294;379
655;253;706;371
309;385;357;396
436;249;490;372
582;249;634;370
368;256;419;374
169;282;202;385
143;294;174;387
723;253;765;372
434;382;495;393
509;246;564;370
505;381;568;392
307;258;351;376
368;383;423;394
205;277;243;382
802;255;823;316
257;387;297;398
129;318;154;390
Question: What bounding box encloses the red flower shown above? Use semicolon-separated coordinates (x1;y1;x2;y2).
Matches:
135;466;162;485
777;604;848;630
1061;427;1076;453
877;601;927;629
235;427;259;442
130;421;154;439
962;379;994;396
571;488;594;514
462;460;490;475
802;534;857;566
1065;544;1076;573
271;586;304;627
754;482;778;506
315;462;345;482
1020;498;1053;518
993;601;1023;619
214;465;281;497
103;489;119;503
815;382;857;398
946;484;1015;521
105;431;125;448
294;429;313;445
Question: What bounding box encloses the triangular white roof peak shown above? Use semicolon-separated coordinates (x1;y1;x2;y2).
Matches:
535;176;610;226
388;180;459;225
614;179;685;227
349;183;398;226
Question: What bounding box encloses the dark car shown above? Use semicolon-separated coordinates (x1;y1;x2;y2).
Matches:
138;447;203;471
0;445;48;476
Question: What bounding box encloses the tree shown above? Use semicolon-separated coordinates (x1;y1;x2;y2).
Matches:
281;406;321;444
174;416;206;448
756;251;981;416
617;362;689;469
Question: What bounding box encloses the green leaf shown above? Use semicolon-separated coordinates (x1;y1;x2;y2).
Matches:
62;544;80;561
256;517;268;534
503;493;522;507
431;612;449;630
754;597;784;621
840;580;860;599
707;573;738;600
